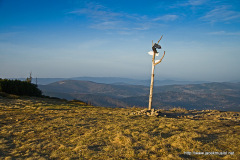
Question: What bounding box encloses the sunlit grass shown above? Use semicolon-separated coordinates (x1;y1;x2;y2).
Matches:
0;97;239;159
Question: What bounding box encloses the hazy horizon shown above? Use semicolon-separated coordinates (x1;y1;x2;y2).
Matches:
1;0;240;82
2;75;240;83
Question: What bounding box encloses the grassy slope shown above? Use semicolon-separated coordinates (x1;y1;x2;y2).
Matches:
0;97;240;160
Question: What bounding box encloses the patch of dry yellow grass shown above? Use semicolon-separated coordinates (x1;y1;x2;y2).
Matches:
0;97;239;159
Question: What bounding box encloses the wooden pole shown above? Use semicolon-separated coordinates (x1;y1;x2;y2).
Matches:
148;48;156;110
148;36;165;111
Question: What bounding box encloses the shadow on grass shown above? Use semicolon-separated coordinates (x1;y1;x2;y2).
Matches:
0;135;16;157
46;108;71;111
158;112;202;118
193;134;218;144
161;132;173;139
179;153;194;159
87;145;105;151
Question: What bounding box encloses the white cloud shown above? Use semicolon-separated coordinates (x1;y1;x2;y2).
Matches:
201;5;240;23
153;15;178;21
90;21;122;30
208;31;240;36
69;5;132;31
68;2;175;32
171;0;207;8
187;0;207;6
69;5;121;22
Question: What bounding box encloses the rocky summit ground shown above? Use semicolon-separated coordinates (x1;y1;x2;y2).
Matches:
0;95;240;159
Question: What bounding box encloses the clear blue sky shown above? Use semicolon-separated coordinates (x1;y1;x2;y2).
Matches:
0;0;240;82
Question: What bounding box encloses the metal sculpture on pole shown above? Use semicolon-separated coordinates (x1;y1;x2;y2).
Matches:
148;35;165;110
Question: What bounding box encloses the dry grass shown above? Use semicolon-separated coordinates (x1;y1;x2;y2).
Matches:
0;97;239;159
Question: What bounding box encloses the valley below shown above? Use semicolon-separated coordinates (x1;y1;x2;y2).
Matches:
39;80;240;111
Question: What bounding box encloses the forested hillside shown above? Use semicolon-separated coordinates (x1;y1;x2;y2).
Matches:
39;80;240;111
0;79;42;97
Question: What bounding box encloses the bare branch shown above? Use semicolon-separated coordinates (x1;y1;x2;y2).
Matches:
154;51;165;66
157;35;163;44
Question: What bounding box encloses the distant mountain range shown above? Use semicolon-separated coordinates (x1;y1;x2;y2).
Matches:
13;77;209;86
38;80;240;111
